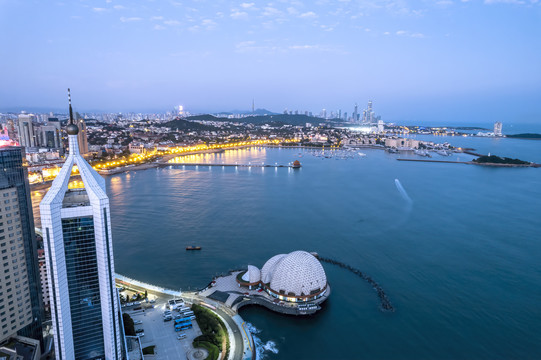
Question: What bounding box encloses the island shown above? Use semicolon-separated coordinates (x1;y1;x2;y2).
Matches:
472;155;532;166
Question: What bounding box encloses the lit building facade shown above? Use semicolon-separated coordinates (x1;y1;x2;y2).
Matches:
236;251;329;303
77;117;89;155
40;91;122;360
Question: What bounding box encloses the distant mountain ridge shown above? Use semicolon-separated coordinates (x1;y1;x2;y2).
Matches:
224;108;278;115
185;113;340;126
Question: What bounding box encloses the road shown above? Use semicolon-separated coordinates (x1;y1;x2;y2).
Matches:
182;292;245;360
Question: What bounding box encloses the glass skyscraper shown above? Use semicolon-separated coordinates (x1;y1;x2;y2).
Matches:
0;147;43;347
40;92;122;359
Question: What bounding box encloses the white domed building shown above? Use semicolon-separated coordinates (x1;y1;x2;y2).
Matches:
237;251;330;303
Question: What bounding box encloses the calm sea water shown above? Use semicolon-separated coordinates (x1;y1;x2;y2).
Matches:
31;133;541;359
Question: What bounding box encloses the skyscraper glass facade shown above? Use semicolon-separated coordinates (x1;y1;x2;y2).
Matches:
0;147;43;348
62;216;105;360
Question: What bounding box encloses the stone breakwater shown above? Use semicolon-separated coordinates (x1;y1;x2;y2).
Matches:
318;257;395;312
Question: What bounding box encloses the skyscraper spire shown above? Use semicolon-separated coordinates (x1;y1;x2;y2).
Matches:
66;89;79;136
68;88;74;125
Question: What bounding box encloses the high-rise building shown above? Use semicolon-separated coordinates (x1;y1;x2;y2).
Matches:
40;90;123;360
0;146;43;347
76;115;89;156
37;118;63;152
16;113;37;148
37;248;50;312
352;103;358;123
362;100;375;124
6;119;17;142
494;121;503;137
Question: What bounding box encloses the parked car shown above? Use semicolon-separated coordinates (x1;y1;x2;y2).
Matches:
135;328;144;334
163;316;172;322
134;320;143;325
137;333;144;337
177;333;187;340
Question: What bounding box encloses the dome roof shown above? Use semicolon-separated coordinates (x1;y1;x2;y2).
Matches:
261;254;287;284
267;251;327;297
241;265;261;284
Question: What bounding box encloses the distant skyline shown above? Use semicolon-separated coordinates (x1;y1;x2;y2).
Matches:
1;0;540;123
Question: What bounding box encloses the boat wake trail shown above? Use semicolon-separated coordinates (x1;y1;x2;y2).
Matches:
395;179;413;205
318;257;395;312
245;322;279;360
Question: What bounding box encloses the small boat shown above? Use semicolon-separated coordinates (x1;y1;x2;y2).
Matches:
186;246;202;250
358;152;367;157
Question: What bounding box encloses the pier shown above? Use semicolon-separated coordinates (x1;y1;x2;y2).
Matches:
165;162;295;168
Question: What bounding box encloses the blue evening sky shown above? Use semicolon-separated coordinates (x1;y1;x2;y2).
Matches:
1;0;540;123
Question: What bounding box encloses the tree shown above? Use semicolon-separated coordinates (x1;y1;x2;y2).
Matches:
122;313;135;336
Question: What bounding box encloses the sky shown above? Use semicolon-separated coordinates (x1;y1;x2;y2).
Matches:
1;0;540;123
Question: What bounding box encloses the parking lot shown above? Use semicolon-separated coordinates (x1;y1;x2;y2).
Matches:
125;299;202;358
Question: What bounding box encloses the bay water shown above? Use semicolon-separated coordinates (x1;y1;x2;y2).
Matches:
31;131;541;359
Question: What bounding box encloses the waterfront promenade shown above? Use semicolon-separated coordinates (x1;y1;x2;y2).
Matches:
115;273;255;360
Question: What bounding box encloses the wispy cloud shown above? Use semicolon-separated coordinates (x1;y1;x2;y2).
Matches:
92;7;107;12
150;16;164;21
288;44;331;51
120;17;142;23
484;0;525;3
201;19;217;29
164;20;181;26
113;5;126;10
299;11;318;18
262;6;282;17
154;25;166;30
240;2;256;9
396;30;425;38
231;10;249;19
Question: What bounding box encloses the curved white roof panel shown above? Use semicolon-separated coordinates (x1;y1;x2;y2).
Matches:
269;251;327;297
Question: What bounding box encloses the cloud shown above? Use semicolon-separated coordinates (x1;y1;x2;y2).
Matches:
484;0;526;3
150;16;164;21
287;7;299;15
289;44;326;50
164;20;181;26
231;10;249;19
113;5;125;10
154;25;166;30
92;7;107;12
262;6;282;17
396;30;425;38
240;2;255;9
436;0;454;5
320;24;335;31
120;17;142;22
299;11;318;18
202;19;217;29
